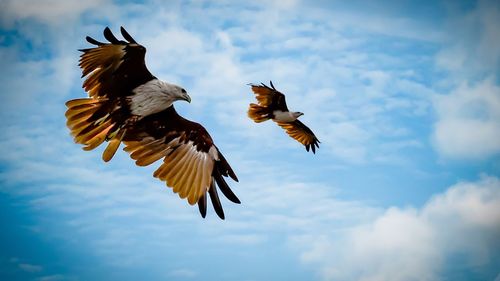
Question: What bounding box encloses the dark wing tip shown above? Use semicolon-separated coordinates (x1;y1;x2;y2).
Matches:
214;172;241;204
85;36;105;46
120;26;138;44
306;139;320;154
269;80;276;90
198;192;207;218
208;181;225;220
103;27;120;44
229;171;239;182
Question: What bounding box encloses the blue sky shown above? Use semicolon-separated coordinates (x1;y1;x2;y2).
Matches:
1;0;499;280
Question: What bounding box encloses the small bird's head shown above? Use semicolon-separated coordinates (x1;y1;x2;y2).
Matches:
293;112;304;119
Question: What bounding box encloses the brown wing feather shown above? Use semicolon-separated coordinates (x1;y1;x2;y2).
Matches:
276;120;320;153
122;106;240;219
78;27;155;99
66;27;156;163
249;81;289;112
250;84;275;107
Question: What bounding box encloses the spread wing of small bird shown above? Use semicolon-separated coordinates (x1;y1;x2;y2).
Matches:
248;81;320;153
65;27;239;219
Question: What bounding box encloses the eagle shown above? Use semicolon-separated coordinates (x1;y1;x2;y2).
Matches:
248;81;320;153
65;27;240;219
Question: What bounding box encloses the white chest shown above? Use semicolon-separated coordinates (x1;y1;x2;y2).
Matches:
129;80;175;117
272;110;297;122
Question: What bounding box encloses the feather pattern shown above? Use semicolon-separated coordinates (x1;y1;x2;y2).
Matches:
276;121;320;154
122;106;240;219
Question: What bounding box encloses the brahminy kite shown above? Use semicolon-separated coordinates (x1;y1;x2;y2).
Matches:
248;81;320;153
65;27;239;219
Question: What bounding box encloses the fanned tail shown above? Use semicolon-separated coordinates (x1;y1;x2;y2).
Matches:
65;98;124;162
247;103;270;123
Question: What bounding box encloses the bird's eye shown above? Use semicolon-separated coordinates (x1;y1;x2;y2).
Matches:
181;88;187;94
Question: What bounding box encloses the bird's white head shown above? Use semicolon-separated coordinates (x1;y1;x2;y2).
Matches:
165;83;191;103
159;80;191;103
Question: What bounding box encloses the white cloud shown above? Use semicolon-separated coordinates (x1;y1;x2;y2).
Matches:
436;0;500;78
292;176;500;281
37;275;66;281
169;268;197;279
431;1;500;161
432;78;500;159
18;263;43;273
0;0;110;26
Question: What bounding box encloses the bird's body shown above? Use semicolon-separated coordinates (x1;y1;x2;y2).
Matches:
65;27;239;219
272;110;301;123
248;81;320;153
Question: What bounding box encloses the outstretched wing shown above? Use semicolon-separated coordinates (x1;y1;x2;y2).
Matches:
122;106;240;219
250;81;289;112
276;120;320;153
79;26;155;99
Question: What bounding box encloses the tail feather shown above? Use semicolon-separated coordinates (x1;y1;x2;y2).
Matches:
247;103;270;123
65;98;123;161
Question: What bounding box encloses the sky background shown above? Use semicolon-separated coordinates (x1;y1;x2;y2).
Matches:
0;0;499;280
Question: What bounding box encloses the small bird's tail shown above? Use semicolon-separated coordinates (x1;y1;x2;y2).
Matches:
65;98;125;162
247;103;270;123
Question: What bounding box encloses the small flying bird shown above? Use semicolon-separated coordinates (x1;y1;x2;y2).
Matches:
248;81;320;153
65;27;240;219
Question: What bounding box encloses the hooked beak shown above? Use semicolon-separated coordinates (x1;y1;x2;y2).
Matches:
182;93;191;103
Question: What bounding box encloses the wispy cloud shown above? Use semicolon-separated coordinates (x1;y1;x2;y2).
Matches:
18;263;43;273
435;0;500;81
0;0;110;26
37;275;66;281
432;78;500;159
169;268;197;279
429;1;500;161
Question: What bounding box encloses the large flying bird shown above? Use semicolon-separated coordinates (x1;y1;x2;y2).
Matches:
248;81;320;153
65;27;240;219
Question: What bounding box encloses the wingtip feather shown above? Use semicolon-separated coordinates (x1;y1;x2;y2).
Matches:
103;27;120;44
208;183;225;219
198;193;207;218
120;26;138;44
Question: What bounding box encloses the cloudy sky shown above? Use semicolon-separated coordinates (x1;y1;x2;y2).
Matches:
1;0;499;280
